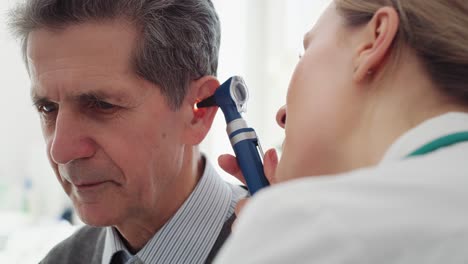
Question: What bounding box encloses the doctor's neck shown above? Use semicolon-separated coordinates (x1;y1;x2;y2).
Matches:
344;50;468;170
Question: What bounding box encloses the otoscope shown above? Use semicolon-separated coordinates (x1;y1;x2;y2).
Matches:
197;76;270;194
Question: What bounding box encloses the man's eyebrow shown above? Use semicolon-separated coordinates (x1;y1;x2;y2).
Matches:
76;91;110;102
31;96;49;107
31;89;131;105
31;91;50;107
74;90;133;104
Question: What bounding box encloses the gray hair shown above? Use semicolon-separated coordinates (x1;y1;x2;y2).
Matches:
9;0;221;109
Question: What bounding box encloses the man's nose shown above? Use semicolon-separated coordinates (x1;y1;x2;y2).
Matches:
49;111;96;164
276;105;287;129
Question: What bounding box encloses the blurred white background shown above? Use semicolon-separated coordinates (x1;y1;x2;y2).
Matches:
0;0;330;262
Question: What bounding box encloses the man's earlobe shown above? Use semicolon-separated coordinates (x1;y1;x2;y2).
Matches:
353;6;399;83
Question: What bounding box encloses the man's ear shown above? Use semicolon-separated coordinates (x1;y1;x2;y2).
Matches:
353;7;399;83
182;76;220;145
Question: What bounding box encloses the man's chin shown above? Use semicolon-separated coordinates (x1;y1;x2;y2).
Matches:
73;202;120;227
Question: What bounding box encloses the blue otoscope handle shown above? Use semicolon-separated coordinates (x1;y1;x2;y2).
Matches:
197;76;270;194
230;130;269;194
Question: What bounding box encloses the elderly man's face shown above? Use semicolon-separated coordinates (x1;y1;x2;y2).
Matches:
27;20;192;226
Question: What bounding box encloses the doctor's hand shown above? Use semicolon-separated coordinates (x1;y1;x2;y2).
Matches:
218;148;279;218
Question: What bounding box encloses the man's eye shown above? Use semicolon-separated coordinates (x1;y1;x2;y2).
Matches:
37;103;58;114
85;99;114;110
86;100;119;114
95;100;116;110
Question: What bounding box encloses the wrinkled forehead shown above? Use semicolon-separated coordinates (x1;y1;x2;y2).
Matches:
26;20;153;104
27;20;138;75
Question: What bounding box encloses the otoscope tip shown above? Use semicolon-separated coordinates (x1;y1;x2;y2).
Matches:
196;95;217;108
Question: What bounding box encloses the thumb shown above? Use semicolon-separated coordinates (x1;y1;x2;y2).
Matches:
218;154;245;184
263;148;279;184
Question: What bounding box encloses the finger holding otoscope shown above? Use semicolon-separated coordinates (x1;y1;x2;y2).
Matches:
197;76;270;194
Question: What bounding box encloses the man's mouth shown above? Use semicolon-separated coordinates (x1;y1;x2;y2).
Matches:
74;181;110;191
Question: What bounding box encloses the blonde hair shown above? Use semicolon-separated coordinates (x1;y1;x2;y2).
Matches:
335;0;468;105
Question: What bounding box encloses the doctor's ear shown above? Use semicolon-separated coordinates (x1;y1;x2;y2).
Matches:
183;76;220;145
353;6;399;83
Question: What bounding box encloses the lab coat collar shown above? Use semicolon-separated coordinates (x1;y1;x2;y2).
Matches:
380;112;468;163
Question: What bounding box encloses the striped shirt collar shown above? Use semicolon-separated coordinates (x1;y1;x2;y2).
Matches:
102;159;243;264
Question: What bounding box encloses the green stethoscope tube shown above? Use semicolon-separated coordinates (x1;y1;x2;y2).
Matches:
406;131;468;158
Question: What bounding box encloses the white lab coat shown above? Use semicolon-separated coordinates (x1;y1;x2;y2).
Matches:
215;112;468;264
